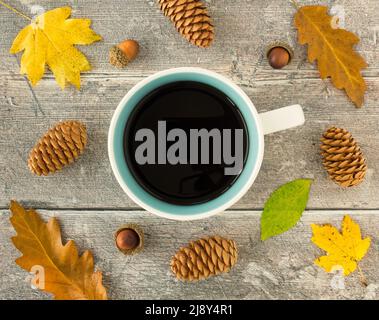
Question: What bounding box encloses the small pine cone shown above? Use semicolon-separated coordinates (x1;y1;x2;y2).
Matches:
158;0;214;48
320;127;367;187
171;236;237;281
28;121;87;176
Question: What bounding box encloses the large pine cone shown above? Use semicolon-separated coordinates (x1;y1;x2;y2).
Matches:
158;0;214;48
28;121;87;176
171;236;238;281
320;127;367;187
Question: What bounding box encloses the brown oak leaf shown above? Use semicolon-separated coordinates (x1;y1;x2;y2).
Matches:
294;5;367;107
10;201;107;300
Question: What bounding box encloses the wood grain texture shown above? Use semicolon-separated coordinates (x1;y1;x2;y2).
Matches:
0;0;378;209
0;0;378;76
0;0;378;299
1;76;378;209
1;209;378;300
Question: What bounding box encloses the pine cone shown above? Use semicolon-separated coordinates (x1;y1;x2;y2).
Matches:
28;121;87;176
171;236;237;281
158;0;214;48
320;127;367;187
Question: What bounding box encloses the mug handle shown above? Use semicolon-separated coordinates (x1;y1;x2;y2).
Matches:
258;104;305;135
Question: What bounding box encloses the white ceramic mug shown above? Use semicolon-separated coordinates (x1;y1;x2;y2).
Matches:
108;67;304;220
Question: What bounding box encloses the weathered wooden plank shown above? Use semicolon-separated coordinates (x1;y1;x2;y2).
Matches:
0;75;378;209
0;0;378;209
0;209;378;300
0;0;378;78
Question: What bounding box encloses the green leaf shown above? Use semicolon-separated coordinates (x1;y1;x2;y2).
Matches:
261;179;313;241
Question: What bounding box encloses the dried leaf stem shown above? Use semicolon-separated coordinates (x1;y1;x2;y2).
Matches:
0;0;31;20
289;0;300;10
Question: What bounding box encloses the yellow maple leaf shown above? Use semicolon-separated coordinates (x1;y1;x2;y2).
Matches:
10;7;101;89
10;201;107;300
294;6;367;107
311;215;370;276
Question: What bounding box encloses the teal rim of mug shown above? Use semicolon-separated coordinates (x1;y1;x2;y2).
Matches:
109;68;263;219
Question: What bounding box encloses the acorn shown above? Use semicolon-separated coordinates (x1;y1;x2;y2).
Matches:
266;42;294;69
115;224;144;255
109;39;139;68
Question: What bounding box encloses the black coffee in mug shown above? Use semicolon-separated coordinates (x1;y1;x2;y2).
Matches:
124;81;248;205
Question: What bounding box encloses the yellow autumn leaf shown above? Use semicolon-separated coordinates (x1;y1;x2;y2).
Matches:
311;215;370;276
294;6;367;107
10;7;101;89
10;201;107;300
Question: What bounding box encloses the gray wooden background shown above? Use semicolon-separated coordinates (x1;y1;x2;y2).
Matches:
0;0;378;300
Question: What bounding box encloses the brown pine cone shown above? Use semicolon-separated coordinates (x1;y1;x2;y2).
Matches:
320;127;367;187
171;236;238;281
158;0;214;48
28;121;87;176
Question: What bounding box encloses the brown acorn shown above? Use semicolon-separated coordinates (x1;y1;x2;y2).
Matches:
115;224;144;255
28;121;87;176
109;39;139;68
266;42;294;69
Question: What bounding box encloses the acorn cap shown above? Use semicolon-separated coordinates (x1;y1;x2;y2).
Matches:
114;223;144;255
266;41;294;63
109;45;129;68
109;40;139;68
